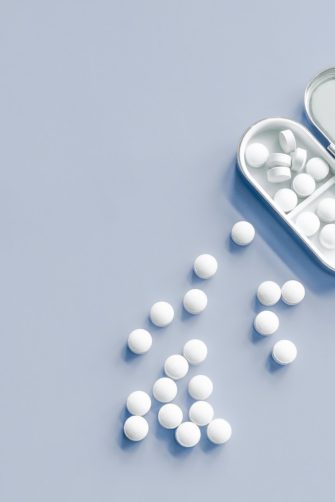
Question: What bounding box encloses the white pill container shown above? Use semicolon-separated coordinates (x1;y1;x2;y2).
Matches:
238;67;335;272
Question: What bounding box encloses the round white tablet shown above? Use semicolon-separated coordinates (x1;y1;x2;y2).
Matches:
153;377;178;403
207;418;232;445
306;157;329;181
319;224;335;249
257;281;281;306
164;354;189;380
126;391;151;416
158;403;183;429
254;311;279;336
189;401;214;426
245;142;269;168
291;147;307;172
127;328;152;355
281;280;305;305
292;173;316;198
272;340;297;365
150;301;174;327
188;375;213;400
295;211;320;237
124;416;149;441
175;422;201;447
267;152;292;168
231;220;255;246
183;289;207;314
317;198;335;223
183;339;208;365
267;166;291;183
279;129;296;153
274;188;298;213
193;254;218;279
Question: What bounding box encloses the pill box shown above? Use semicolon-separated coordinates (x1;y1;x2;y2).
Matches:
238;67;335;272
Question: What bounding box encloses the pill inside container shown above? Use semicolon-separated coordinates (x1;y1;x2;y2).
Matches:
238;67;335;272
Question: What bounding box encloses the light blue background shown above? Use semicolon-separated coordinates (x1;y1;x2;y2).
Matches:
1;1;335;501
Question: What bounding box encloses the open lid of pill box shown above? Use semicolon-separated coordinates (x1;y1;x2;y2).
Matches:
238;67;335;273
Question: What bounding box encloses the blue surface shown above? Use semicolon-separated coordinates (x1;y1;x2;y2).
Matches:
1;2;335;501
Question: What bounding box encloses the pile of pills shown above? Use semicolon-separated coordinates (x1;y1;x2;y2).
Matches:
294;196;335;248
254;279;305;364
245;129;330;214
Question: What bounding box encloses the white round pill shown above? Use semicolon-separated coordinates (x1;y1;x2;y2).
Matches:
279;129;296;153
257;281;281;306
153;377;178;403
193;254;218;279
126;391;151;416
274;188;298;213
291;147;307;172
164;354;189;380
245;142;269;168
124;415;149;441
317;198;335;223
254;311;279;336
281;280;305;305
127;328;152;355
231;220;255;246
267;152;292;168
306;157;329;181
296;211;320;237
207;418;232;444
175;422;201;447
319;224;335;249
158;403;183;429
183;339;208;365
292;173;316;198
272;340;297;365
188;375;213;400
267;166;291;183
150;301;174;327
183;289;207;314
189;401;214;426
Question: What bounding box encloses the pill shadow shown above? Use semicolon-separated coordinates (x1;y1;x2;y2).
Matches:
249;326;268;344
154;419;193;457
225;157;335;294
199;431;223;454
265;353;286;373
121;344;140;363
188;268;206;286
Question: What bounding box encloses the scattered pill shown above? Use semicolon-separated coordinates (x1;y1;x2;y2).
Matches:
272;340;297;365
207;418;232;445
254;311;279;336
306;157;329;181
189;401;214;426
124;415;149;441
267;152;292;168
291;147;307;172
193;254;218;279
183;289;208;314
175;421;201;447
267;166;291;183
183;339;208;365
231;220;255;246
164;354;189;380
158;403;183;429
317;198;335;223
153;377;178;403
188;375;213;400
245;142;269;168
274;188;298;213
257;281;281;306
279;129;296;153
127;328;152;355
296;211;320;237
126;391;151;416
150;301;174;327
292;173;316;198
319;224;335;249
281;280;305;305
